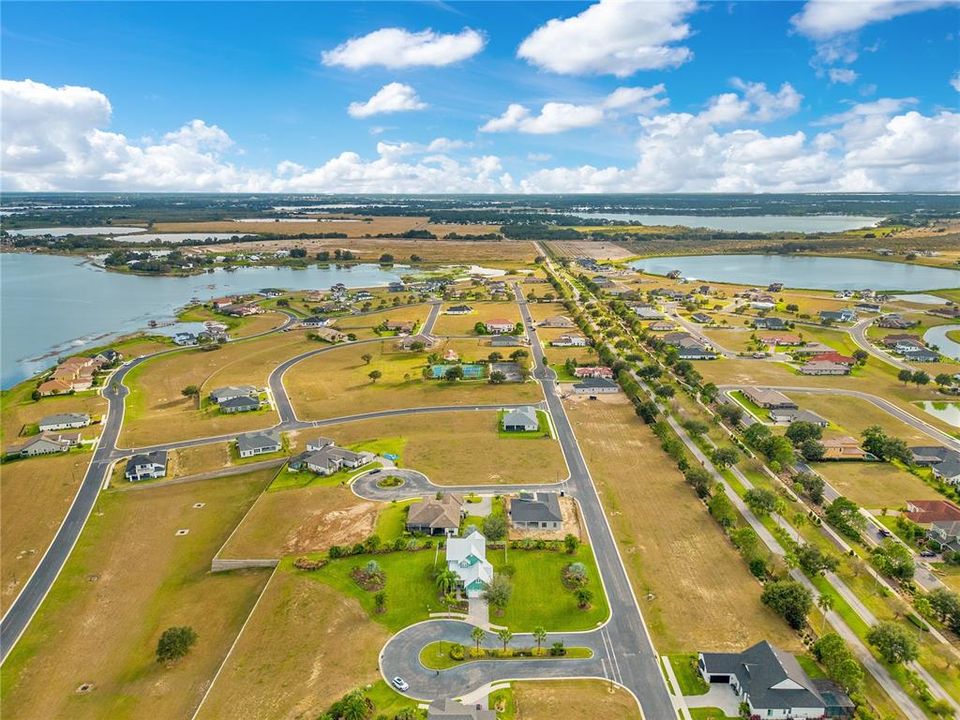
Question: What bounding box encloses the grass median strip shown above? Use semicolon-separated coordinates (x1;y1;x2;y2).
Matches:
418;641;592;670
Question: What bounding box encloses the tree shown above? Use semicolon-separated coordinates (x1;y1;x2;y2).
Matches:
935;373;954;390
684;466;713;499
488;370;506;384
533;625;547;653
435;568;459;595
474;321;488;335
323;690;371;720
444;365;464;382
785;421;823;446
510;349;529;361
482;513;506;541
497;627;513;652
710;447;740;469
181;385;200;398
564;533;580;554
700;382;719;403
870;540;915;581
636;401;659;424
795;544;839;576
471;625;485;652
483;575;512;613
488;352;503;362
794;472;825;505
852;349;869;365
717;403;744;427
866;621;919;664
817;593;835;633
368;370;382;384
575;587;594;609
379;253;395;264
708;491;738;528
761;580;812;630
825;496;866;539
927;588;960;634
745;488;779;516
374;590;387;613
361;353;373;365
898;369;913;385
813;633;863;692
156;626;198;663
912;370;930;388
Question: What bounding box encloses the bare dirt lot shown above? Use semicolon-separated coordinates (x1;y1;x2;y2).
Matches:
547;240;634;260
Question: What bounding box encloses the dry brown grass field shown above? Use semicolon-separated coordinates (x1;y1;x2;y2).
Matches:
111;442;236;486
512;680;640;720
333;305;430;339
0;470;275;720
193;569;389;720
432;301;522;336
0;453;90;613
790;393;936;445
546;240;634;260
1;388;106;444
119;331;316;447
564;396;802;653
161;216;502;239
284;343;542;421
810;462;940;508
526;301;570;323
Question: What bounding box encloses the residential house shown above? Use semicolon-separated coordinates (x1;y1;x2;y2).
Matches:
211;296;236;309
551;333;588;347
6;432;80;458
768;282;784;292
690;312;713;324
484;319;516;335
427;700;495;720
903;348;940;363
648;321;676;332
95;349;122;365
632;306;665;320
124;450;168;481
753;317;788;331
220;396;262;414
223;304;263;317
768;408;829;426
743;388;797;410
509;492;563;531
814;352;856;366
38;413;91;432
793;343;835;356
383;320;416;335
799;361;850;376
540;315;575;328
929;306;960;320
762;333;803;347
821;437;871;461
751;301;776;311
301;316;331;328
876;314;916;329
881;334;923;351
663;332;695;347
446;305;473;315
905;500;960;525
573;366;613;379
502;406;540;432
572;378;619;395
406;494;465;536
396;333;436;350
236;432;281;459
313;327;347;344
698;641;843;720
856;302;882;313
910;447;960;485
928;521;960;554
289;444;365;475
678;346;718;360
820;309;857;323
37;379;73;396
209;386;258;404
446;530;494;599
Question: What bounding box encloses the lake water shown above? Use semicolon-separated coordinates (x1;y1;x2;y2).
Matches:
575;213;883;233
631;255;960;291
915;402;960;429
894;293;950;305
924;325;960;360
0;253;405;388
8;226;146;237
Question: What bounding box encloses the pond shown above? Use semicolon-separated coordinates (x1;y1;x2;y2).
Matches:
631;254;960;291
915;402;960;429
575;213;882;233
0;252;406;388
924;325;960;361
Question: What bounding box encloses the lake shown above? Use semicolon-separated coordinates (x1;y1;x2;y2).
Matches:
0;253;405;388
924;325;960;361
575;213;883;233
915;402;960;429
631;255;960;291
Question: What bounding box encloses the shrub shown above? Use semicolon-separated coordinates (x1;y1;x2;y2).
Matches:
156;626;198;663
449;643;465;661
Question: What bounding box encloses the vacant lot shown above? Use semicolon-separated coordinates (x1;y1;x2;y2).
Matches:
0;470;274;720
194;568;394;720
315;411;565;486
700;327;756;354
564;397;801;653
433;301;521;336
512;679;640;720
526;301;569;323
0;453;89;613
547;241;634;261
790;393;935;445
219;482;379;560
120;331;315;446
285;344;542;421
811;462;940;508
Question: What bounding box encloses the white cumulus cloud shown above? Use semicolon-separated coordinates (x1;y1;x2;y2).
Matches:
828;68;859;84
951;72;960;91
347;83;427;119
517;0;697;76
791;0;956;39
322;27;485;69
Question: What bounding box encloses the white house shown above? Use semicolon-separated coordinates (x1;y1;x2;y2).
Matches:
502;406;539;432
551;334;588;347
571;378;619;395
236;432;281;458
446;530;494;599
38;413;91;432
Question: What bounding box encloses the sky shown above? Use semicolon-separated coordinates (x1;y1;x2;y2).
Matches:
1;0;959;193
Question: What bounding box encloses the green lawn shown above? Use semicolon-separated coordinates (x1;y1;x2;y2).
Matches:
352;436;407;459
376;499;416;541
669;654;708;696
729;391;768;422
418;641;592;670
497;410;554;439
490;545;610;632
689;708;737;720
362;680;421;717
267;461;381;492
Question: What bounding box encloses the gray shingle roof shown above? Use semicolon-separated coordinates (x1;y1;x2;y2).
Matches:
38;412;90;427
503;406;539;430
125;450;167;474
236;432;279;454
510;492;562;523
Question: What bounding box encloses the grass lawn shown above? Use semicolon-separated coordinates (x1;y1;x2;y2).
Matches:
810;461;941;508
375;499;416;541
689;708;737;720
0;470;275;720
418;641;592;670
790;392;942;446
511;679;641;720
489;545;610;632
564;397;802;653
266;461;380;492
312;411;567;486
497;409;553;439
285;342;542;422
333;305;430;340
194;568;418;720
729;390;768;422
669;654;708;695
1;375;107;444
432;301;521;336
177;305;286;338
0;452;90;613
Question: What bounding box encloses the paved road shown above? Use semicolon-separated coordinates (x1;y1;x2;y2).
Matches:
718;384;960;451
849;318;912;371
352;467;564;502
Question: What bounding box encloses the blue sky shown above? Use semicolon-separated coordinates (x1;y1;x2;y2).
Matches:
1;1;958;192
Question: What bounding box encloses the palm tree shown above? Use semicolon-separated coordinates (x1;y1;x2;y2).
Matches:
533;625;547;654
817;593;834;633
435;568;459;596
497;628;513;652
471;626;485;653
